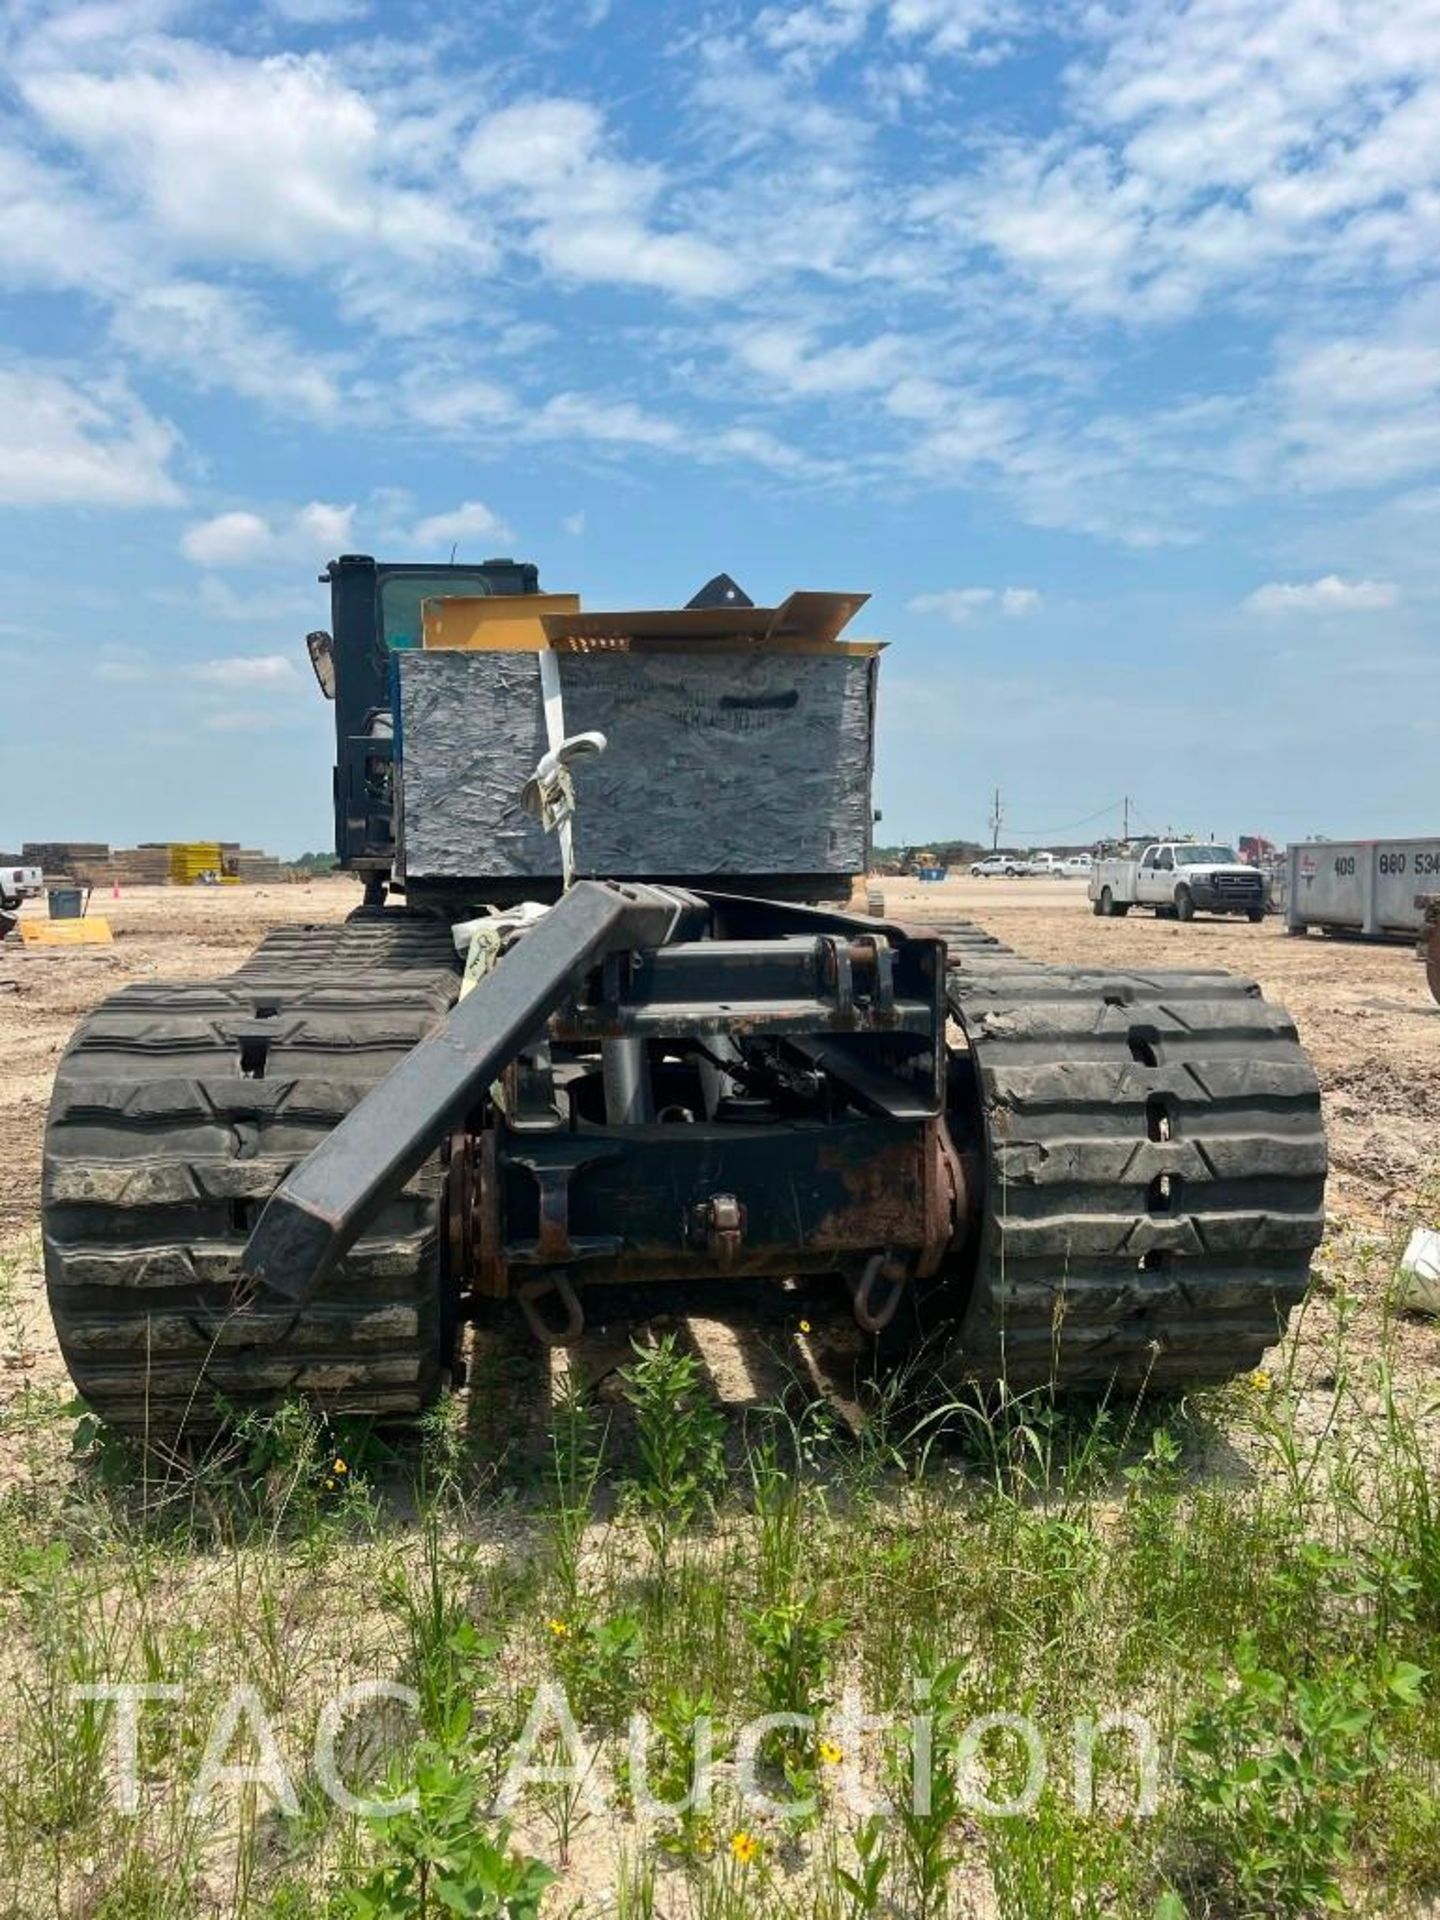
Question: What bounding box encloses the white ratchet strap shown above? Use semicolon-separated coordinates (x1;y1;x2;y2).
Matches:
537;644;575;889
521;644;607;888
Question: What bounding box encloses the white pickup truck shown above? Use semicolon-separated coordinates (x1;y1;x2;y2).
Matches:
1089;842;1268;922
0;864;41;937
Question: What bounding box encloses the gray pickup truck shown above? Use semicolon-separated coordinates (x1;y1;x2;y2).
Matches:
1089;841;1268;921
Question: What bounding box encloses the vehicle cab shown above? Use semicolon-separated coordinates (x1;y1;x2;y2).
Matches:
1137;842;1267;918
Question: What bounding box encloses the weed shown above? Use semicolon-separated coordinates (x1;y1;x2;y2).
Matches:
547;1368;608;1610
832;1814;891;1917
634;1685;718;1860
345;1739;553;1919
1174;1634;1426;1915
381;1518;492;1737
550;1608;643;1730
888;1657;969;1920
987;1794;1152;1920
619;1335;726;1565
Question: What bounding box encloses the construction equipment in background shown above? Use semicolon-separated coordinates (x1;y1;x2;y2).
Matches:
41;554;1327;1433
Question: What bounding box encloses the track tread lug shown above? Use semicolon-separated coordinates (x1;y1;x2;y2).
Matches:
944;961;1326;1390
42;911;461;1433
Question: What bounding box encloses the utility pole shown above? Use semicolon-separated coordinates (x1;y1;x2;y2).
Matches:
1122;795;1130;841
990;787;1003;851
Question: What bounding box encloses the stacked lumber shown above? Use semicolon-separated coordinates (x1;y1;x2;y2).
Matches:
108;848;174;885
19;839;297;887
23;841;109;878
233;851;286;883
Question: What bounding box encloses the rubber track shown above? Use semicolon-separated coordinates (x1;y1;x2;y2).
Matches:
943;962;1326;1390
903;914;1016;963
42;911;461;1433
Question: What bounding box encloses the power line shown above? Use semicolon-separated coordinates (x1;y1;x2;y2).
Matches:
1006;798;1128;839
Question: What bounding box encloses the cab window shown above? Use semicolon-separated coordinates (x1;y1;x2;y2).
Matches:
379;572;497;650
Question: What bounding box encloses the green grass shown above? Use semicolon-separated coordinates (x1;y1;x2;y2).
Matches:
0;1220;1436;1918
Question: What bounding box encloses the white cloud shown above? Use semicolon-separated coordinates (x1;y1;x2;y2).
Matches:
22;45;483;273
889;378;1270;547
180;501;354;569
0;363;181;507
94;645;154;683
1244;576;1401;615
923;0;1440;321
562;510;586;536
521;391;823;476
689;35;867;157
730;324;906;397
755;0;872;70
885;0;1020;56
112;282;345;421
17;2;189;56
1275;330;1440;491
751;0;1019;75
0;140;136;297
2;0;1438;574
187;654;303;689
400;372;514;433
194;577;316;623
462;98;741;298
530;391;684;450
266;0;369;21
463;99;602;195
713;423;827;475
410;500;512;550
998;587;1040;615
908;586;1041;623
294;500;354;548
182;511;271;567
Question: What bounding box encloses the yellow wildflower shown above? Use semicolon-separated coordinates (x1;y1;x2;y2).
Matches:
1249;1369;1273;1392
798;1319;812;1335
547;1617;571;1640
818;1738;843;1767
332;1456;349;1475
730;1831;759;1866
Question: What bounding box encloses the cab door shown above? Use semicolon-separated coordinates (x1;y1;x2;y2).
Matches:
1137;845;1165;903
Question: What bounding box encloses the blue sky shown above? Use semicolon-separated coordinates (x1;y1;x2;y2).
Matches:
2;0;1437;857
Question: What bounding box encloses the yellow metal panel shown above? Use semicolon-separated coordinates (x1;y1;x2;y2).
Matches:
19;918;114;946
539;592;881;654
169;841;223;884
421;593;581;652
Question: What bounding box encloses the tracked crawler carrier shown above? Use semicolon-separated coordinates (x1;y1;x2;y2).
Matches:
42;559;1327;1431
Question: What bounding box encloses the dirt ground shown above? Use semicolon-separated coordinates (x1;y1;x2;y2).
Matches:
1;872;1437;1390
